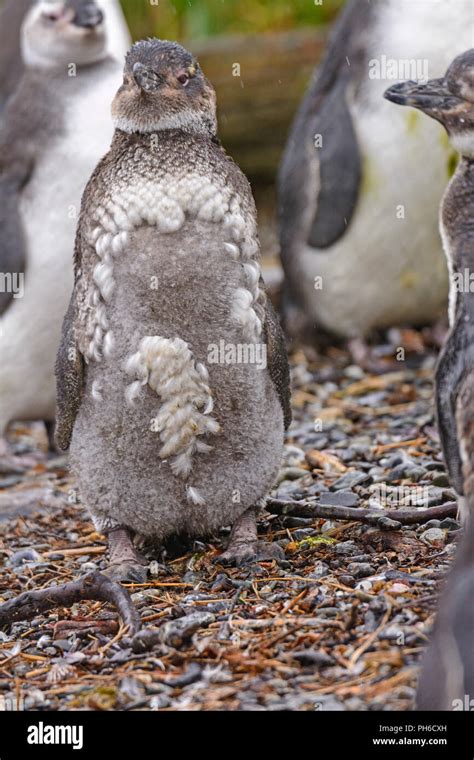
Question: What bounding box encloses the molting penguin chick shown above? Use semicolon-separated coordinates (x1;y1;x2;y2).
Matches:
55;39;291;581
0;0;126;452
386;49;474;710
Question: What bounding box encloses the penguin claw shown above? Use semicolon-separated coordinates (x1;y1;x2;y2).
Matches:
103;561;149;584
217;541;285;567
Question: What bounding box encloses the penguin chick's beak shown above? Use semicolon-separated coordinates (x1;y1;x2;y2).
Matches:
384;78;463;118
69;1;104;29
132;63;162;93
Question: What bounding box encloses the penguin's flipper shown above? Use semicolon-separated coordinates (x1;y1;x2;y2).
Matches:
0;0;31;111
0;148;33;315
307;78;362;249
263;294;292;430
278;0;369;257
55;292;86;451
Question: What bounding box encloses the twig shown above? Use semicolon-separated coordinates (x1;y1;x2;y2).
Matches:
0;572;141;635
267;498;458;526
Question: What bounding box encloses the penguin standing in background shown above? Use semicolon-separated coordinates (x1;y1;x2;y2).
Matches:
278;0;474;342
0;0;130;113
0;0;128;452
385;49;474;710
55;39;291;581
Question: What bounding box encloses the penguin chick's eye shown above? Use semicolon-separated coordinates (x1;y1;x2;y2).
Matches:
177;73;190;87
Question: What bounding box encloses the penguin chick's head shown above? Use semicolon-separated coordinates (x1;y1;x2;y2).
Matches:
384;49;474;158
21;0;106;69
112;39;217;136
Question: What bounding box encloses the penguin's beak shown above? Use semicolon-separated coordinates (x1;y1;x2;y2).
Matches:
67;0;104;29
132;63;162;93
384;78;464;117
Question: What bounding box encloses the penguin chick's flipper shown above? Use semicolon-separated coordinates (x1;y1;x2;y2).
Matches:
263;293;292;430
217;507;285;567
55;291;85;451
307;77;362;250
103;527;149;584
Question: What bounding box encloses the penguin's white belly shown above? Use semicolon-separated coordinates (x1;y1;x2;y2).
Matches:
298;0;473;337
0;68;120;430
300;104;450;337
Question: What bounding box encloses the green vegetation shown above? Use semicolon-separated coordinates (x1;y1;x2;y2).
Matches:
121;0;344;42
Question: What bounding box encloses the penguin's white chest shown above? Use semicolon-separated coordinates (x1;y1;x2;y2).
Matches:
0;66;121;428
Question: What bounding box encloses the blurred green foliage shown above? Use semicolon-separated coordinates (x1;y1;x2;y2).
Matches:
120;0;345;42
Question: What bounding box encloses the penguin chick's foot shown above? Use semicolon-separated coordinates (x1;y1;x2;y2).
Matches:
103;526;148;583
218;507;285;566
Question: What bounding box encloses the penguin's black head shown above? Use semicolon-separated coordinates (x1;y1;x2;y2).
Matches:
22;0;107;68
112;39;217;137
384;49;474;157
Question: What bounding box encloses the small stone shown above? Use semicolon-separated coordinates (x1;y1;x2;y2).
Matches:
355;580;373;592
276;467;308;484
422;519;441;530
81;562;97;572
309;561;330;579
420;528;447;546
439;517;460;531
54;639;73;652
335;541;358;556
347;562;374;578
0;476;22;489
321;520;338;533
292;650;334;667
282;445;306;467
293;529;316;541
430;472;450;487
320;491;360;507
9;549;42;567
377;516;402;530
339;574;355;587
331;471;370;490
387;583;410;594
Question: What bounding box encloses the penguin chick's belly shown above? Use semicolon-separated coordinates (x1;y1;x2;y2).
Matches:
71;222;284;540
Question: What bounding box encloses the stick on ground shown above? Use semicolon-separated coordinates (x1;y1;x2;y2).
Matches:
0;571;141;635
267;498;458;527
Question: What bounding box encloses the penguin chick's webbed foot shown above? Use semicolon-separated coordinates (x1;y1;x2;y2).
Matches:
103;526;148;583
218;508;285;566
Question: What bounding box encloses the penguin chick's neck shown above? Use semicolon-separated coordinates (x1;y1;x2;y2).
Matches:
113;107;216;137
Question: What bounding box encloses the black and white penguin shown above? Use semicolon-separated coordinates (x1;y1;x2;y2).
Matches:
0;0;130;113
278;0;474;340
385;48;474;710
0;0;129;448
55;39;291;581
